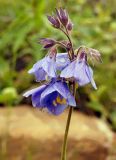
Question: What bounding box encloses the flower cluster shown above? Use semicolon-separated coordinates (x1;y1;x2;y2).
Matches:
23;8;101;115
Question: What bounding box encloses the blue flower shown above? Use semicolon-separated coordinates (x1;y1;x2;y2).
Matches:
60;52;97;89
23;80;76;115
28;53;70;81
28;56;56;81
56;53;70;71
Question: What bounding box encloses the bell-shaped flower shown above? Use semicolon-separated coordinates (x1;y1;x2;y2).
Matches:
28;52;70;81
28;56;56;81
23;80;76;115
60;52;97;89
23;84;47;107
56;53;70;71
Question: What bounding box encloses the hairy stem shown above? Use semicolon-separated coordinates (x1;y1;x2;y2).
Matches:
61;82;76;160
56;41;67;48
61;106;73;160
59;28;74;57
55;41;72;60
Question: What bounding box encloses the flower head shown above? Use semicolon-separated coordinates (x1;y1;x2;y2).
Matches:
23;80;76;115
60;51;97;89
24;8;100;118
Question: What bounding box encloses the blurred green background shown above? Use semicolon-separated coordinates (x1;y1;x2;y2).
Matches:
0;0;116;130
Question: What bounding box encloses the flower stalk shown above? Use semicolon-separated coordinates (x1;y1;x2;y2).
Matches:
61;79;76;160
61;17;76;159
61;106;73;160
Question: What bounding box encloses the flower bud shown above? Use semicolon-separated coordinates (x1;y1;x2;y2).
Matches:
47;15;60;28
67;21;73;31
56;8;68;27
89;48;102;62
39;38;56;49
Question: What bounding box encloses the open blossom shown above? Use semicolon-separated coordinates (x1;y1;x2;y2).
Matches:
23;80;76;115
60;51;97;89
28;53;70;81
56;53;70;70
28;55;56;81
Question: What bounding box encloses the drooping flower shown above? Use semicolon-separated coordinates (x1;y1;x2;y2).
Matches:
28;55;56;81
56;53;70;70
23;80;76;115
28;52;70;81
23;84;47;107
60;51;97;89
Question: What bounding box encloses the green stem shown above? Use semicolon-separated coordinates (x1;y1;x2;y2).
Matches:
59;28;74;57
61;107;73;160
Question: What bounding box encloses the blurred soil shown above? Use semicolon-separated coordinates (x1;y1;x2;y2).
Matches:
0;106;115;160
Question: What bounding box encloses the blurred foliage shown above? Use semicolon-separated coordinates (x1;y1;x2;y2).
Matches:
0;0;116;130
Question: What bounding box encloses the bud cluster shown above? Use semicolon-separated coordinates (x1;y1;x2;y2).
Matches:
47;8;73;31
38;8;75;56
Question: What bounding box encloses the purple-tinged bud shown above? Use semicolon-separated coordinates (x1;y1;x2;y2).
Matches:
47;15;60;28
54;16;60;28
39;38;56;49
67;21;73;31
43;43;54;49
89;48;102;62
56;8;68;27
56;8;61;20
